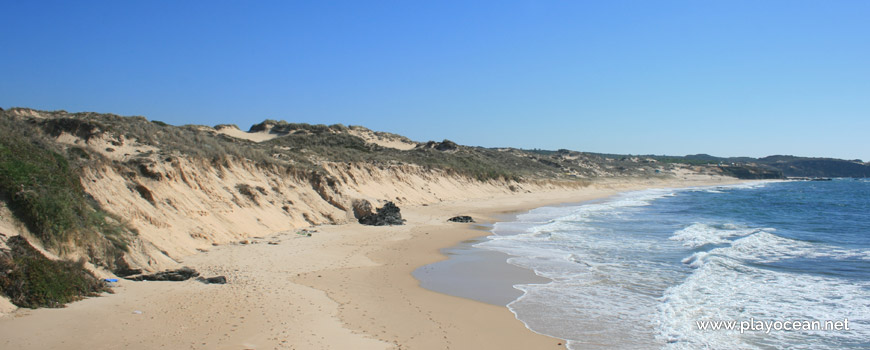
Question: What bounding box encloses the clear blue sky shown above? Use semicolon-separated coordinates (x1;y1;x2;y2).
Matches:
2;1;868;161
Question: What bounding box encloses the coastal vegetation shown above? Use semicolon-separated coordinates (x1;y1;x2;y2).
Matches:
0;116;135;254
0;236;108;308
0;114;135;307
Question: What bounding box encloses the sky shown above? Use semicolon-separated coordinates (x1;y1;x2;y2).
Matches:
1;1;868;161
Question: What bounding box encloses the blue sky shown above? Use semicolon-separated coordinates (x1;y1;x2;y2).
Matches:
2;1;868;160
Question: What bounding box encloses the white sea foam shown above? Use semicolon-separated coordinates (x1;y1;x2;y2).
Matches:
685;181;771;192
658;218;870;349
669;223;768;248
724;230;870;263
476;181;868;349
479;188;694;349
658;237;870;349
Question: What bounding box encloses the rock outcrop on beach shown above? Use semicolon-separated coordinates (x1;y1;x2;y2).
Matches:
358;202;405;226
448;216;475;223
125;267;199;281
196;275;227;284
351;199;374;220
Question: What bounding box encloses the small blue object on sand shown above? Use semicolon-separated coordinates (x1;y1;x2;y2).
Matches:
104;278;119;282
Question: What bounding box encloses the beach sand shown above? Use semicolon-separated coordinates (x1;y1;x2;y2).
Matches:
0;176;744;349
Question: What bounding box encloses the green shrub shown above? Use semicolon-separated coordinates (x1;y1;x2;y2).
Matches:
0;133;87;244
0;236;108;308
0;115;134;255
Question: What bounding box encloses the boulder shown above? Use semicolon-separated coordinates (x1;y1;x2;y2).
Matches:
197;276;227;284
352;199;374;220
448;216;474;223
358;201;405;226
114;267;143;277
125;267;200;281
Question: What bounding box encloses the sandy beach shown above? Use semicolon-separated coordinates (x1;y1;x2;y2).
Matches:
0;176;745;350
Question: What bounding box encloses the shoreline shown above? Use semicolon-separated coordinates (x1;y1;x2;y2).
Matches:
0;176;749;349
293;176;753;349
413;179;771;307
413;179;770;347
413;226;552;307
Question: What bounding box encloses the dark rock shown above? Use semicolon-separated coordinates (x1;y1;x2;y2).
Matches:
358;201;405;226
114;267;143;277
352;199;374;219
197;276;227;284
125;266;200;282
448;216;474;223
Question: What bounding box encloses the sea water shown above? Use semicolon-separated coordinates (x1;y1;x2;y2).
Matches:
476;179;870;349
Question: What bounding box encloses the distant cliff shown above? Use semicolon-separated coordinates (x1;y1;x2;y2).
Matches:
650;154;867;178
716;165;783;180
759;156;870;178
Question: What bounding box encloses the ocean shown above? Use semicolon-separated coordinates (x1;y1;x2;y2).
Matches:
476;179;870;349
